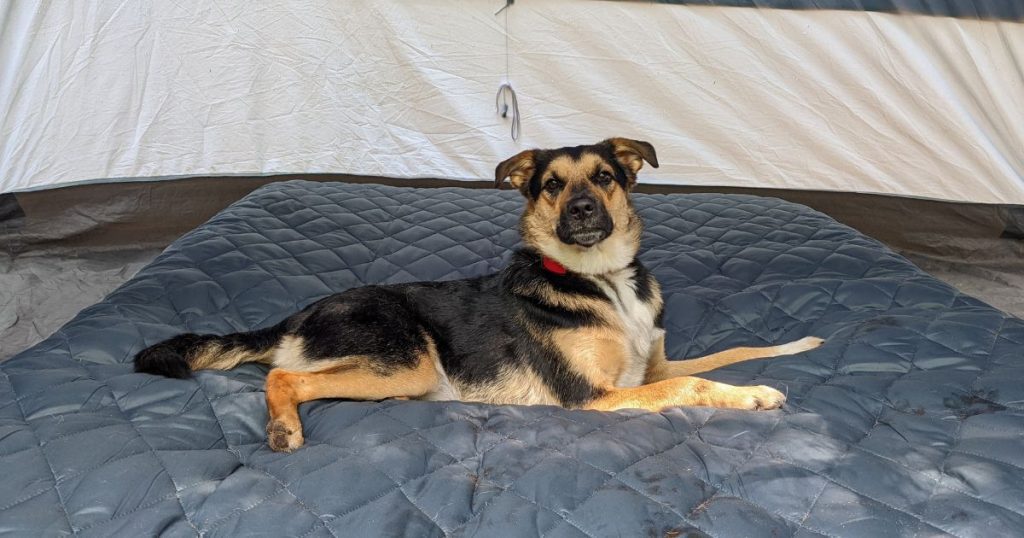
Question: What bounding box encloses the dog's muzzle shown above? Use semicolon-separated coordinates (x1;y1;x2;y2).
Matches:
556;193;612;247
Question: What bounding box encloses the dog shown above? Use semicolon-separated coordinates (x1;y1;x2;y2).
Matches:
135;138;822;452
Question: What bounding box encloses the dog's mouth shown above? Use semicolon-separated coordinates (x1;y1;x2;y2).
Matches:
564;228;609;247
555;198;614;248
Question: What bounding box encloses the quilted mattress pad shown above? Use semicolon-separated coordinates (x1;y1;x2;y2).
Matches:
2;181;1022;537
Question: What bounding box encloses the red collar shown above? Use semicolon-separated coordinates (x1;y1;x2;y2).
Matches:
541;256;567;275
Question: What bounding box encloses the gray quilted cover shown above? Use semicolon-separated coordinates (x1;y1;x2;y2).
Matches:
2;181;1022;538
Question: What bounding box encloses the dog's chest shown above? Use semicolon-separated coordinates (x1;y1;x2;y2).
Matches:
589;268;663;388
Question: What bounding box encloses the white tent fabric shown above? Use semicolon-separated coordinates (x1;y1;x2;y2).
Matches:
1;1;1022;203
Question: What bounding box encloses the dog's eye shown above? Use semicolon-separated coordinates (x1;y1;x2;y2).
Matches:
544;179;563;194
594;171;613;185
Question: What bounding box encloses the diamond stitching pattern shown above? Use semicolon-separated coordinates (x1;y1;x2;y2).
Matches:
1;181;1022;537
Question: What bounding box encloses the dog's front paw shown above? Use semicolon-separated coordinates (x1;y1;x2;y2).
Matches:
732;385;786;410
267;419;304;452
778;336;824;356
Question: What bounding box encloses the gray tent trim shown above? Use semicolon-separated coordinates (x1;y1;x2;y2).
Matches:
644;0;1024;21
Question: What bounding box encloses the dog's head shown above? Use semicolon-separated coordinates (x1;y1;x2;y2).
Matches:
495;138;658;274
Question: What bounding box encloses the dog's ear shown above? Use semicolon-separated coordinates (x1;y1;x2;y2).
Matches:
494;149;537;191
605;138;659;177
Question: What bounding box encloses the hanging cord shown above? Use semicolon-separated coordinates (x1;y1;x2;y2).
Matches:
495;0;520;140
495;83;520;141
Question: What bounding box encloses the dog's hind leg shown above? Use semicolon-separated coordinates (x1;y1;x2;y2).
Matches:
264;336;441;452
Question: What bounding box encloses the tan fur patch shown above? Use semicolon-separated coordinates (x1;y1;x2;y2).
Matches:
549;326;627;390
190;343;273;371
457;365;559;406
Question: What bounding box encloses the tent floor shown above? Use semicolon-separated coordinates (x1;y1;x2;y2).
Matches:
2;176;1022;361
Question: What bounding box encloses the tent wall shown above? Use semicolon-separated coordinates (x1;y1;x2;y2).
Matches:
2;1;1022;203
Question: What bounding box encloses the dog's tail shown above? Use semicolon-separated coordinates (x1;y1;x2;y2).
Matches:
134;324;287;379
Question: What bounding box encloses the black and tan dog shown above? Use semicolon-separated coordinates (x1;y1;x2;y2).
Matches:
135;138;822;452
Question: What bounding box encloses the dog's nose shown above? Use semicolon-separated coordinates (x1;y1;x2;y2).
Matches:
568;197;595;220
